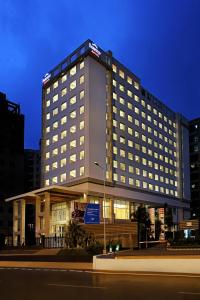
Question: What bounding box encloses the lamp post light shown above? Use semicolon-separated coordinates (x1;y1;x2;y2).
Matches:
94;161;106;254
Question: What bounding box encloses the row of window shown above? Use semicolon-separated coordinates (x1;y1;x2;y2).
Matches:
112;92;176;130
45;62;85;95
45;136;84;159
112;64;140;90
46;91;84;110
45;166;85;186
46;106;84;127
113;173;178;196
112;134;175;156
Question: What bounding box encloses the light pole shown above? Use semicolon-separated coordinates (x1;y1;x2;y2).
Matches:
94;161;106;254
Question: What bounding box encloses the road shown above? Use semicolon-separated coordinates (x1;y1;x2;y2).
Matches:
0;268;200;300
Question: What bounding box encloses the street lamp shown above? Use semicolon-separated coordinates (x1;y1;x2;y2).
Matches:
94;161;106;254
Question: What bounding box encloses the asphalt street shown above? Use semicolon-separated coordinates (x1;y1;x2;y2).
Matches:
0;268;200;300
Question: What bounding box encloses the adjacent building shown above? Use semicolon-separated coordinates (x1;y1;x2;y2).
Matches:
189;118;200;218
6;40;191;245
24;149;41;192
0;92;24;235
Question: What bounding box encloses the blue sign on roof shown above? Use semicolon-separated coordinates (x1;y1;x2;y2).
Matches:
84;203;100;224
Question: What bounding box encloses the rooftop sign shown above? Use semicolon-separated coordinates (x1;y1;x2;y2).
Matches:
89;42;101;58
42;73;51;85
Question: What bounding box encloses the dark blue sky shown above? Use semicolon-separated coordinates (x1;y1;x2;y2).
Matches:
1;0;200;149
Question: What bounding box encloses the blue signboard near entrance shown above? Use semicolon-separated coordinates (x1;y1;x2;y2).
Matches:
84;203;100;224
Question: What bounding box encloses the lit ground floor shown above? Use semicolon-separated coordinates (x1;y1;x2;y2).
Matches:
5;181;190;247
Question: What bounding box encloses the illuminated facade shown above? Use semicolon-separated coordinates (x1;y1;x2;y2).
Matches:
7;40;190;245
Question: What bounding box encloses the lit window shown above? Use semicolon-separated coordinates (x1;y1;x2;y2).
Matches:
53;94;58;102
134;95;139;102
61;130;67;139
53;81;58;89
80;75;84;84
70;169;76;178
46;152;50;159
120;163;126;171
52;148;58;156
53;108;58;116
113;79;117;87
120;136;125;144
127;76;132;85
80;150;85;160
80;61;84;69
70;110;76;119
80;90;84;100
70;80;76;90
128;127;133;135
70;154;76;163
128;152;133;160
61;144;67;153
52;176;58;184
120;123;125;131
128;140;133;147
112;64;117;73
52;162;58;169
70;66;76;76
70;95;76;105
135;156;140;163
120;110;125;118
113;160;118;168
134;107;139;114
80;136;84;145
53;121;58;129
136;168;140;175
52;134;58;143
135;180;140;187
61;102;67;111
147;115;151;122
119;97;124;105
60;173;66;182
113;146;118;154
120;149;125;157
113;119;117;127
127;102;132;110
45;165;50;172
127;90;132;98
70;125;76;133
61;74;67;83
45;179;50;186
141;100;145;107
120;175;126;183
80;166;85;176
143;182;147;189
113;173;118;181
119;70;124;78
46;100;50;107
61;116;67;125
113;92;117;100
46;113;50;120
46;126;50;133
46;87;50;94
153;108;157;115
113;133;117;141
61;87;67;97
135;119;139;126
129;166;134;173
141;111;146;118
80;105;84;114
135;131;139;138
70;140;76;149
80;121;84;130
119;84;124;92
134;81;139;90
46;139;50;146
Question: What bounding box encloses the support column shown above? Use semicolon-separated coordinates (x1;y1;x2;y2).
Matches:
13;201;19;246
44;192;50;237
20;199;26;246
35;196;41;238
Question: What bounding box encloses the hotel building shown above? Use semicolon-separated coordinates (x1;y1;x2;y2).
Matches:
7;40;190;245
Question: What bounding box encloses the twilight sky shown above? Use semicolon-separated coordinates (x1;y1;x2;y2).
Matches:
0;0;200;149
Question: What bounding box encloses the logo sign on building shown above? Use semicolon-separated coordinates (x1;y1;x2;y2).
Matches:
84;203;100;224
42;73;51;85
89;42;101;58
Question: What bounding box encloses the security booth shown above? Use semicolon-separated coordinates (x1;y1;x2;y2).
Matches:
179;219;199;239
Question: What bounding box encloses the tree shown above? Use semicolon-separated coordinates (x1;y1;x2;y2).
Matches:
65;221;94;248
133;205;151;243
164;203;173;232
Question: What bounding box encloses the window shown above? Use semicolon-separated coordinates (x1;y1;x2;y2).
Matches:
128;140;133;147
80;90;84;100
45;179;50;186
70;110;76;119
53;108;58;116
61;74;67;83
52;176;58;184
127;90;132;98
127;76;132;85
120;136;125;144
120;123;125;131
53;81;58;89
113;92;117;100
80;105;84;114
61;130;67;139
134;81;139;90
60;173;66;182
80;61;84;69
119;70;124;78
128;127;133;135
46;113;50;120
119;84;124;92
80;121;84;130
70;80;76;90
127;102;132;110
70;66;76;76
70;154;76;163
129;166;134;173
80;166;84;176
120;110;125;118
61;116;67;125
52;148;58;156
61;88;67;97
46;152;50;159
61;102;67;111
70;95;76;105
114;200;129;220
80;150;84;160
70;169;76;178
46;100;50;107
52;134;58;143
45;165;50;172
120;149;125;157
61;144;67;153
70;125;76;133
53;94;58;102
112;64;117;73
53;121;58;129
70;140;76;149
120;163;126;171
119;97;124;105
52;162;58;169
46;87;50;94
46;126;50;133
79;75;84;84
80;136;84;145
46;139;50;146
135;107;139;114
134;95;139;102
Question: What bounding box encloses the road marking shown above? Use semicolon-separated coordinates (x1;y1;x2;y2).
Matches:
47;283;106;289
178;292;200;295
